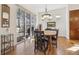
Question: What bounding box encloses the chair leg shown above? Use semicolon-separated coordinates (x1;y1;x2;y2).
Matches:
56;41;57;48
34;42;38;54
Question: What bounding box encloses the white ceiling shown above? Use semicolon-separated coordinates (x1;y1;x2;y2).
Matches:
20;4;67;14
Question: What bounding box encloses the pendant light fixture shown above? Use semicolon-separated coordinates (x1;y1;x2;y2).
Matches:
41;4;52;20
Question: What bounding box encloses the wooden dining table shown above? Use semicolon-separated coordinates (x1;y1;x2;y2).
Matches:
44;30;57;54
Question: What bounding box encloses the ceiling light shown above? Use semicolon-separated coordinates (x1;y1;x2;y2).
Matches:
41;4;52;20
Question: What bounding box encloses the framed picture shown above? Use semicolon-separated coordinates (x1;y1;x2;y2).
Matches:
47;22;56;27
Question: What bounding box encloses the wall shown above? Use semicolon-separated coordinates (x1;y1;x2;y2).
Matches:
52;8;67;37
65;5;69;39
0;4;17;54
69;4;79;10
37;6;69;38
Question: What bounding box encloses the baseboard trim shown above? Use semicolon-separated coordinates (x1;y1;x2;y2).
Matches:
58;36;67;39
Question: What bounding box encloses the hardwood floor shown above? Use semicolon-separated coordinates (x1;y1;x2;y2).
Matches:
5;37;79;55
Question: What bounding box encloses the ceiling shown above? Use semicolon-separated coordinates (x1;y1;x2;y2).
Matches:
20;4;67;14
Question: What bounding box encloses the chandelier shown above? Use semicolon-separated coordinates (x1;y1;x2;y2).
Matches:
41;4;52;20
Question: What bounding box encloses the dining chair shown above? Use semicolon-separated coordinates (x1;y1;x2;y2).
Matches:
34;30;48;54
51;29;58;48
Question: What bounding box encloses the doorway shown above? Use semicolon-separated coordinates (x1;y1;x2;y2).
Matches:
70;10;79;40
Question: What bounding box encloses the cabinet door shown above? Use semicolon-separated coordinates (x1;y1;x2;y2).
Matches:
70;10;79;39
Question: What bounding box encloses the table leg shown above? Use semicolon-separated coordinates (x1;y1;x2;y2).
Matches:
47;36;52;55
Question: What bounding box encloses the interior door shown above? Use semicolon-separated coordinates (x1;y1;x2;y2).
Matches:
70;10;79;39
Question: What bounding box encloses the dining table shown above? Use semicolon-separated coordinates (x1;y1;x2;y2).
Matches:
44;30;57;54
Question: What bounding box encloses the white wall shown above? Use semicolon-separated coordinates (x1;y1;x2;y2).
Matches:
37;6;69;38
0;4;17;54
52;8;67;37
65;5;69;39
69;4;79;10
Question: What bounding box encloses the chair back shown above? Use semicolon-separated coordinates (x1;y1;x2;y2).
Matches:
34;31;44;39
51;29;58;40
